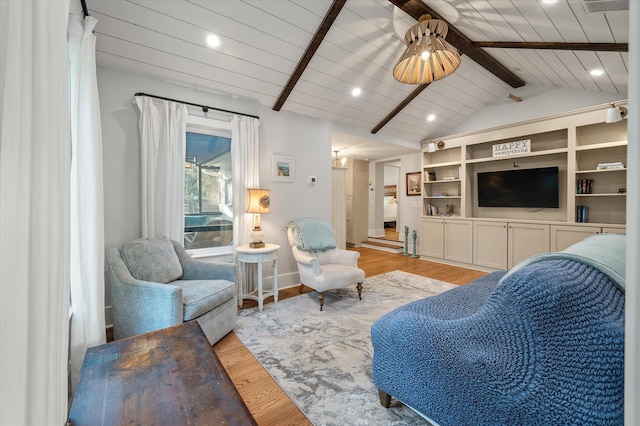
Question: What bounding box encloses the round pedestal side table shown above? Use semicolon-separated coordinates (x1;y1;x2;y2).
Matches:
236;244;279;313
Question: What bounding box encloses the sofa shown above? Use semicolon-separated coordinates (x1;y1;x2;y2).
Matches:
106;237;237;344
371;233;625;426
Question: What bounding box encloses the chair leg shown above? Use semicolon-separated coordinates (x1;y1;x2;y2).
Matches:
298;284;305;294
356;282;363;300
378;389;391;408
318;292;325;311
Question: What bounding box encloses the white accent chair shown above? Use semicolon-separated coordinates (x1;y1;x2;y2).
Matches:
287;218;365;310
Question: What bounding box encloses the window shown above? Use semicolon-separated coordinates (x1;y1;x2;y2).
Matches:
184;116;233;253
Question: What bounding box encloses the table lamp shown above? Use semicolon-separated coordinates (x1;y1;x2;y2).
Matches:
246;188;270;248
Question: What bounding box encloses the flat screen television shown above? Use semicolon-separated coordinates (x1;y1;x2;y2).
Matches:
477;166;559;208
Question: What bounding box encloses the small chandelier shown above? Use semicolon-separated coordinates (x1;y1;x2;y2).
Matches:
393;14;461;84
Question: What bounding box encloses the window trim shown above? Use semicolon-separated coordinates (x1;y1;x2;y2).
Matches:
185;114;233;258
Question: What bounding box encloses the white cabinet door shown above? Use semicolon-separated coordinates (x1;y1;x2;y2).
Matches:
551;225;601;251
602;227;626;235
444;220;473;264
508;223;550;268
473;221;508;270
420;218;444;258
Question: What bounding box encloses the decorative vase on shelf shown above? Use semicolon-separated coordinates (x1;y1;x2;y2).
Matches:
411;230;418;258
403;226;409;256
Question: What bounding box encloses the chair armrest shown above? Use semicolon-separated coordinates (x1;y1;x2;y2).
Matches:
106;247;183;339
333;248;360;267
182;259;236;281
292;246;320;275
170;240;236;281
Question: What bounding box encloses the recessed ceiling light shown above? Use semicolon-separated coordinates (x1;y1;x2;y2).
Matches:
541;0;557;4
351;87;362;97
590;68;605;77
206;34;220;48
427;114;436;122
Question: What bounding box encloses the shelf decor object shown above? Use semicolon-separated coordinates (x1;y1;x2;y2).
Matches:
403;226;409;256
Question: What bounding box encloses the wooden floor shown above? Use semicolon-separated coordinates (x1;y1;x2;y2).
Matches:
213;246;486;425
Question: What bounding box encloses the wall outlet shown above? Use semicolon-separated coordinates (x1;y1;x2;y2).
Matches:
308;176;316;184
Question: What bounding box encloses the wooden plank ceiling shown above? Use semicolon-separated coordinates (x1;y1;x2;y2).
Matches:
90;0;629;158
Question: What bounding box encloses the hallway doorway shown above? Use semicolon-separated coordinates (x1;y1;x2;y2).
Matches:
382;163;400;235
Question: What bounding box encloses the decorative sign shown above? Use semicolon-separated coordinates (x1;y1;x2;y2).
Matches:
492;139;531;157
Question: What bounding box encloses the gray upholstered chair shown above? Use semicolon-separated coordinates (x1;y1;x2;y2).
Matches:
106;237;237;344
287;218;365;310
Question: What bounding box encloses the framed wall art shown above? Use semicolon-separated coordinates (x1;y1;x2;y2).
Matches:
272;155;295;182
406;172;421;196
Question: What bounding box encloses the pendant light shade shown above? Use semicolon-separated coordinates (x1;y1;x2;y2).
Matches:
393;15;461;84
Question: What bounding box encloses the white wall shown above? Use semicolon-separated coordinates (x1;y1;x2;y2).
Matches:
369;153;422;240
99;67;338;323
384;165;399;186
452;85;625;136
257;107;333;288
397;154;422;244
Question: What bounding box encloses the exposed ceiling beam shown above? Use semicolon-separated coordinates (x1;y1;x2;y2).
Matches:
389;0;525;88
472;41;628;52
371;84;429;134
272;0;347;111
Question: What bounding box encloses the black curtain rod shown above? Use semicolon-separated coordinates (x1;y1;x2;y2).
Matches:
80;0;90;17
134;92;259;120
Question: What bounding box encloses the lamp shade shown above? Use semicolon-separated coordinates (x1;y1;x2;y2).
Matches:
393;16;461;84
605;104;627;123
246;188;270;214
606;106;622;123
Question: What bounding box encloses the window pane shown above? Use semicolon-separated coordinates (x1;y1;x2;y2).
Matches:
184;132;233;250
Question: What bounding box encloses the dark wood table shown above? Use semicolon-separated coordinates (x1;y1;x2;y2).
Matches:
68;321;257;425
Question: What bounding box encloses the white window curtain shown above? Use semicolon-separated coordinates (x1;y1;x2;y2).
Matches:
68;13;106;393
135;96;188;242
231;115;260;296
0;1;71;424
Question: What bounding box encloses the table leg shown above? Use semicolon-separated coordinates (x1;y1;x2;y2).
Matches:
273;258;278;303
238;262;244;308
257;261;264;313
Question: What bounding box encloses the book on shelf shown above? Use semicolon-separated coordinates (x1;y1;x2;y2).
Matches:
576;179;593;194
596;162;624;170
576;205;589;223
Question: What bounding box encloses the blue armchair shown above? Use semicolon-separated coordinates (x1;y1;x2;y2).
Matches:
106;237;237;344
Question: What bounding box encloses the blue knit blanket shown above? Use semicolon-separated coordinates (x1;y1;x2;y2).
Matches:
372;251;624;425
500;233;626;292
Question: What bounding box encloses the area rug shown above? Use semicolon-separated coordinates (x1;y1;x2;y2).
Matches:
234;270;457;426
